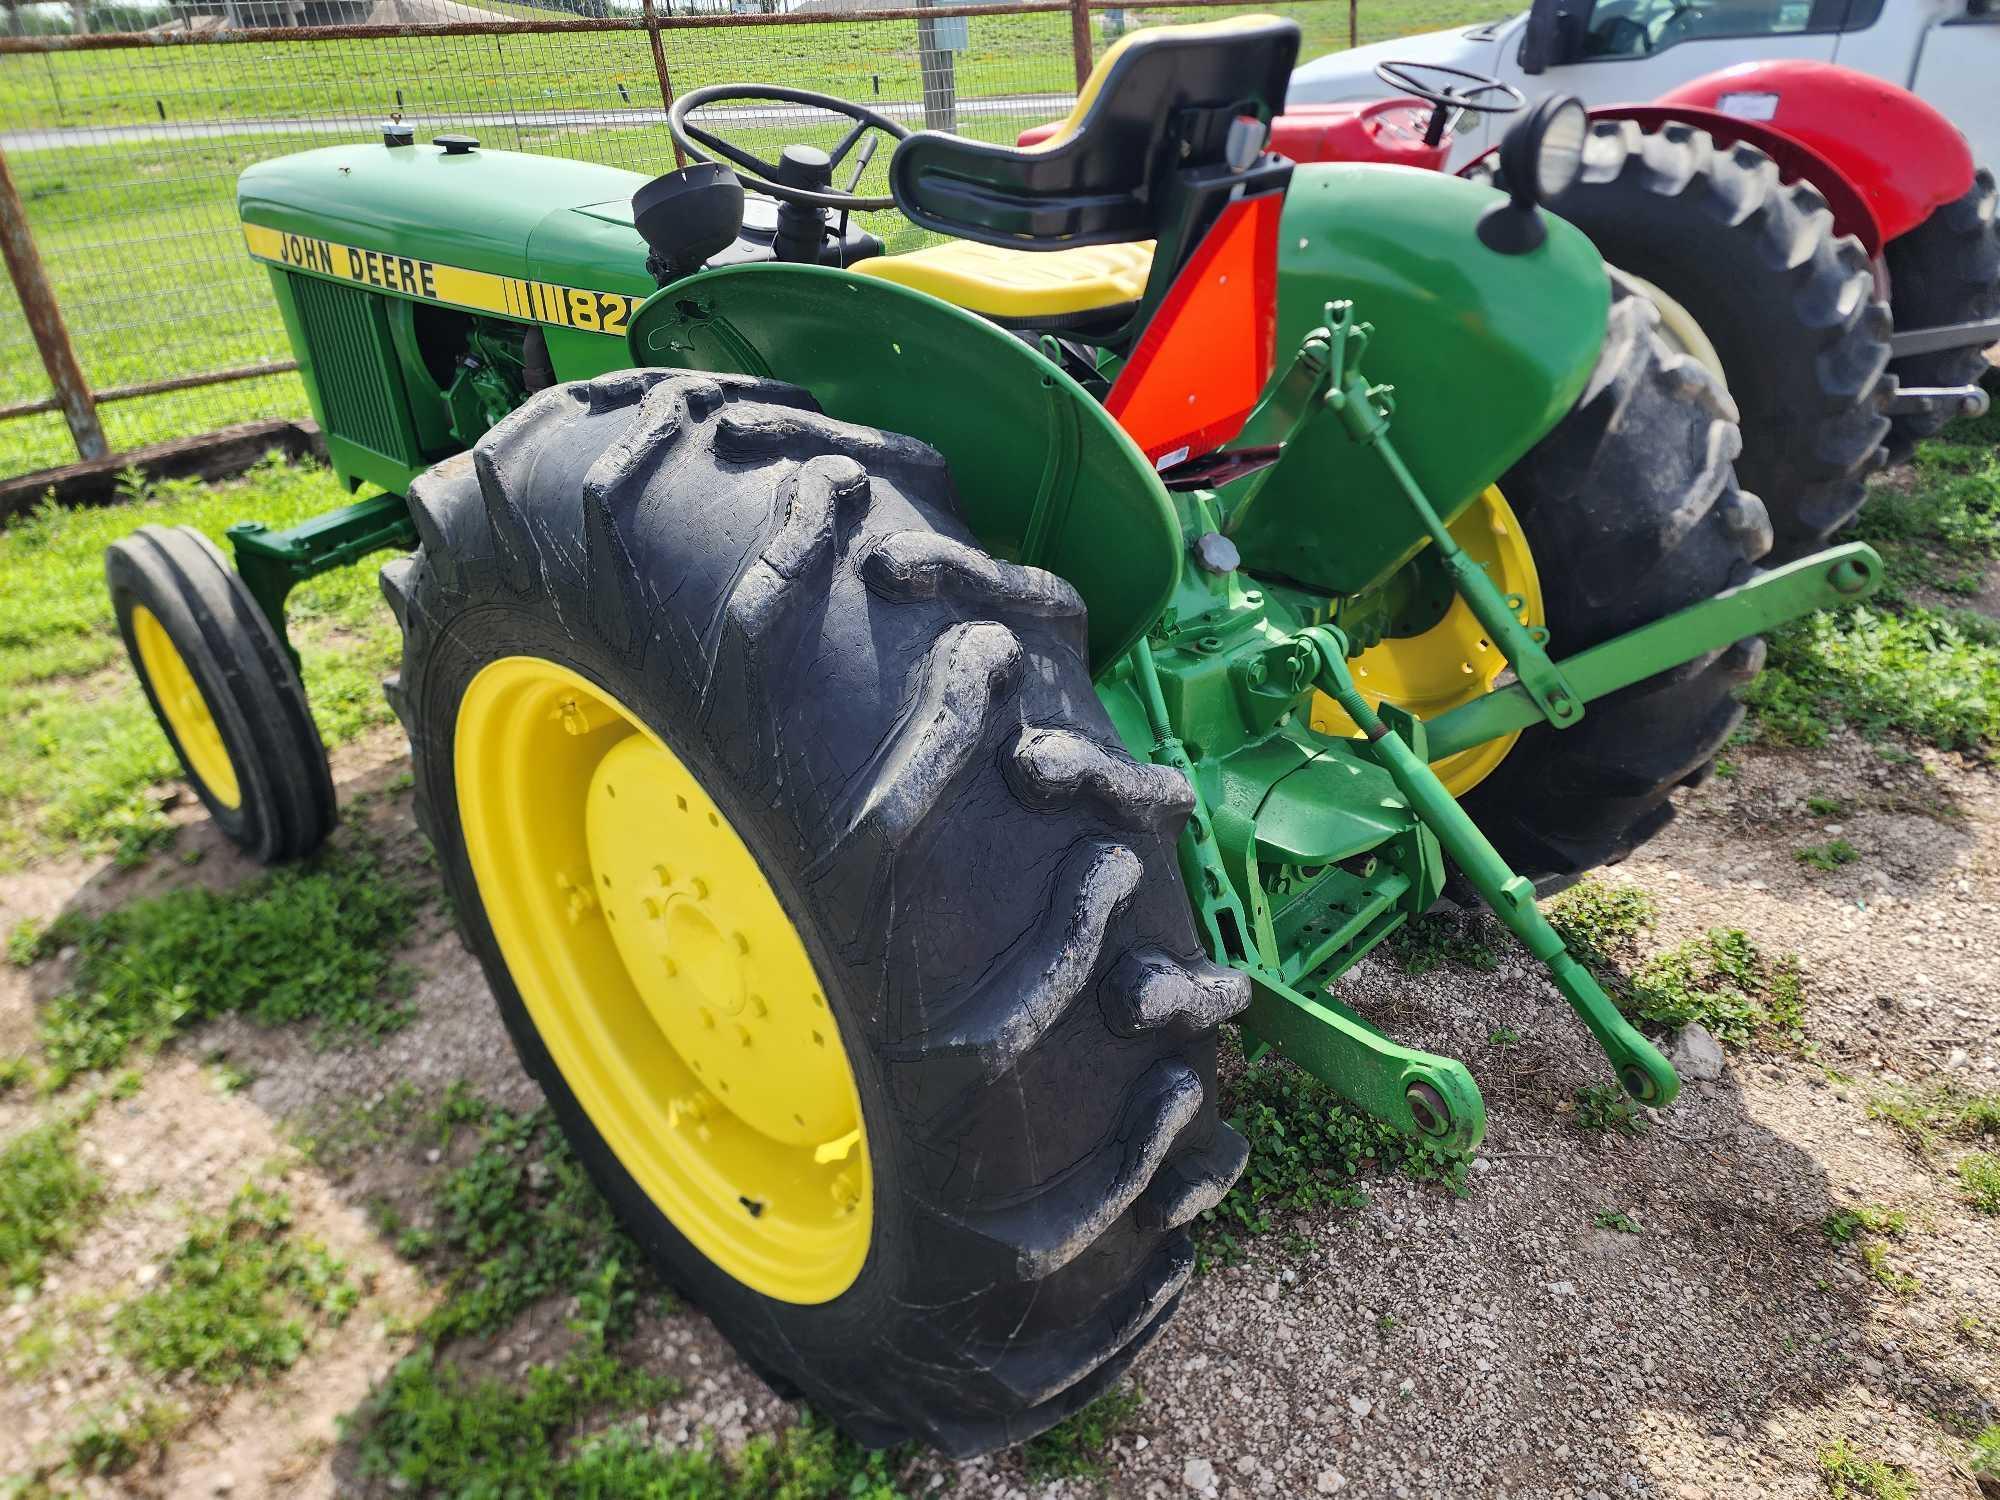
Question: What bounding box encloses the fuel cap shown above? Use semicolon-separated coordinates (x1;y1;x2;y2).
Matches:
434;133;479;156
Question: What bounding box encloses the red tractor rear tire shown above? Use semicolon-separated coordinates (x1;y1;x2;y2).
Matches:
1883;168;2000;459
1469;119;1892;564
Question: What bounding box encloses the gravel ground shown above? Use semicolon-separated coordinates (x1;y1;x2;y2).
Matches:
3;707;1996;1498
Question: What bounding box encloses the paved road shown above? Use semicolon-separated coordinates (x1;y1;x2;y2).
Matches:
0;91;1073;151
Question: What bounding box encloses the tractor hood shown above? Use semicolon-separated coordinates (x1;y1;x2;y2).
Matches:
1287;15;1520;104
237;141;656;300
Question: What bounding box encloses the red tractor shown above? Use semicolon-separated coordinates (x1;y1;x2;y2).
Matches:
1023;55;2000;562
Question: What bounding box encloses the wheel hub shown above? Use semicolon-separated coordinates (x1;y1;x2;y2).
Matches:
131;605;241;810
1311;486;1544;798
455;656;871;1303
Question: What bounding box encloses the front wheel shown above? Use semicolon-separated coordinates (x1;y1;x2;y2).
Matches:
385;370;1250;1453
106;525;334;863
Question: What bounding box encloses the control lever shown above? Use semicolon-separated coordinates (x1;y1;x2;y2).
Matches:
841;132;881;196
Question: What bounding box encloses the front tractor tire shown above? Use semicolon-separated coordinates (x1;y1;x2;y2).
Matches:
384;370;1251;1453
1459;289;1773;887
1470;119;1892;564
106;525;336;864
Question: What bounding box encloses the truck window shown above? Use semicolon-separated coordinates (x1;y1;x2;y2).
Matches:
1579;0;1850;58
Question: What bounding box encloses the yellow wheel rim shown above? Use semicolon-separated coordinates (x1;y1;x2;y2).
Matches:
455;657;871;1304
131;605;241;810
1310;486;1545;798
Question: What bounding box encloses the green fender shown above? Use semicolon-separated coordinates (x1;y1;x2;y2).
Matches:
628;264;1180;674
1227;163;1612;599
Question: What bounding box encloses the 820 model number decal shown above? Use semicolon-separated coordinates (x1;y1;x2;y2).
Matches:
242;222;641;336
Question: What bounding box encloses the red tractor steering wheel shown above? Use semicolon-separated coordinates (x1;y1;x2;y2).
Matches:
669;84;911;212
1375;60;1525;147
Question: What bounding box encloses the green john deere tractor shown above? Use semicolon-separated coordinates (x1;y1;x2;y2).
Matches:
105;13;1882;1452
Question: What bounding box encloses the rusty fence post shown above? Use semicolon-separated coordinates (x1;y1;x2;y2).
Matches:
0;141;105;461
1348;0;1357;48
639;0;685;169
1069;0;1091;88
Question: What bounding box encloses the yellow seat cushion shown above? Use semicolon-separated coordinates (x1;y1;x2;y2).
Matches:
849;238;1155;320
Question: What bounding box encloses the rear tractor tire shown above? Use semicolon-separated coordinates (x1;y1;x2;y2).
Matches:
106;525;335;863
1882;167;2000;458
1469;118;1893;563
383;369;1251;1453
1460;288;1773;887
1332;289;1771;889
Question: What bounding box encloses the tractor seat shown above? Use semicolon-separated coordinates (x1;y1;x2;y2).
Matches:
847;237;1154;324
887;14;1299;248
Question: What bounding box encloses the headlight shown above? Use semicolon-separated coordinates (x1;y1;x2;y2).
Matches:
1481;93;1589;255
1532;97;1588;198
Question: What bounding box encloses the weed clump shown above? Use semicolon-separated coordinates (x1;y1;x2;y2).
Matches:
114;1182;357;1385
24;841;418;1086
1200;1050;1466;1269
0;1115;103;1289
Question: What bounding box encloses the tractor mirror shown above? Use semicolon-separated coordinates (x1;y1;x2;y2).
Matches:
1517;0;1563;75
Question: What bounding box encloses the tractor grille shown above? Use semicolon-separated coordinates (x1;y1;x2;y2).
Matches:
288;274;421;467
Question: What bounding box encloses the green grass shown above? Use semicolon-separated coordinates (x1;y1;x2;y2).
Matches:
0;1;1503;130
1200;1047;1466;1269
1822;1204;1907;1243
1956;1151;2000;1215
1380;906;1498;975
1745;605;2000;752
1545;877;1657;968
0;1113;104;1290
1866;1083;2000;1157
1022;1381;1144;1484
114;1181;357;1385
1821;1205;1920;1298
340;1087;931;1497
1546;879;1805;1050
410;1099;655;1345
0;458;405;866
1570;1083;1647;1136
352;1347;910;1500
1625;929;1805;1050
1817;1438;1917;1499
1970;1423;2000;1483
22;835;418;1086
1746;406;2000;757
5;1395;189;1494
1796;838;1861;872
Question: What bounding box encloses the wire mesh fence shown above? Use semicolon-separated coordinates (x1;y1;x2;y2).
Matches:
0;0;1514;479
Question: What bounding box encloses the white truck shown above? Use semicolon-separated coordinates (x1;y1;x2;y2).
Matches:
1291;0;1998;171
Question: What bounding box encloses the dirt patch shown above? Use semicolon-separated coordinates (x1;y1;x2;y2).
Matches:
4;702;1997;1497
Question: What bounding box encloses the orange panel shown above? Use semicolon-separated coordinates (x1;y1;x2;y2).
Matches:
1105;191;1282;466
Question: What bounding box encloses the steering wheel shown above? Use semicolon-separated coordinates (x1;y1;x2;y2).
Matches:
1374;60;1526;147
669;84;910;212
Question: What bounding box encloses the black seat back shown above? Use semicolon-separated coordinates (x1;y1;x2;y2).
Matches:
889;15;1300;249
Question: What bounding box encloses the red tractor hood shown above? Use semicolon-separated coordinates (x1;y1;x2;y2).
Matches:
1017;97;1452;172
